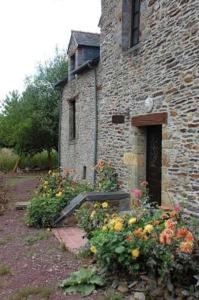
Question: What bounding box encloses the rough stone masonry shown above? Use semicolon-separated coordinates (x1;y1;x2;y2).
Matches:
60;0;199;214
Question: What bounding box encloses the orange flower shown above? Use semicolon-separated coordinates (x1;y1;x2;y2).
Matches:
160;229;174;245
165;219;177;230
185;232;194;242
176;227;189;239
153;220;161;225
179;241;193;253
133;228;143;237
126;235;133;241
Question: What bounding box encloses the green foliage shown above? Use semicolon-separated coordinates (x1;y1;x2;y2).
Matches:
26;196;62;228
26;171;93;228
60;267;105;296
95;160;118;192
0;49;67;160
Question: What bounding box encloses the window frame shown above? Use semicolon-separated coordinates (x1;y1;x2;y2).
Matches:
69;99;76;141
130;0;141;48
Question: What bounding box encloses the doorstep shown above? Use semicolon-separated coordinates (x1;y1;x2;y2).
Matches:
53;227;88;253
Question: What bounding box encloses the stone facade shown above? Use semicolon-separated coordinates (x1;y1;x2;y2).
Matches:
60;0;199;213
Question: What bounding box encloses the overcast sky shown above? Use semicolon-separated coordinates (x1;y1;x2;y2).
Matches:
0;0;101;109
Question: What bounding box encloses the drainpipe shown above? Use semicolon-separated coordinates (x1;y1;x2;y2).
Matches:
58;89;63;171
88;62;98;186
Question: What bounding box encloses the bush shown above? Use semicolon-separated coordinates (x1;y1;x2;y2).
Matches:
89;208;199;289
26;196;62;228
26;171;93;228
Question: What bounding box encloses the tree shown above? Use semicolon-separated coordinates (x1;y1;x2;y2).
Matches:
0;49;68;168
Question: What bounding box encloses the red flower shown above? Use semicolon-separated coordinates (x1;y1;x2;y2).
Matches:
140;181;148;187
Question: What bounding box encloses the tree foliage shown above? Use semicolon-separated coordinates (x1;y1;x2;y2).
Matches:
0;49;67;160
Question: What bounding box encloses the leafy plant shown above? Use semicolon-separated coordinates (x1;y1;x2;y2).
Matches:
60;267;105;296
95;160;118;192
26;171;93;228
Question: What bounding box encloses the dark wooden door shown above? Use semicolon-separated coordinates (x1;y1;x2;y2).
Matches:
146;125;162;205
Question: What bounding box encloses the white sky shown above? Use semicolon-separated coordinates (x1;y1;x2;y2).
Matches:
0;0;101;109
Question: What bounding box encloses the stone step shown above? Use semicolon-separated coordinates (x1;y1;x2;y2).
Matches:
53;227;88;253
15;201;30;210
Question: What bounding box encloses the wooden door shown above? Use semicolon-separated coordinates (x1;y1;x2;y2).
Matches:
146;125;162;205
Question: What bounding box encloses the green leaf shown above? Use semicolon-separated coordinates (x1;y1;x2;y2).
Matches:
90;275;105;286
115;246;125;254
78;284;95;296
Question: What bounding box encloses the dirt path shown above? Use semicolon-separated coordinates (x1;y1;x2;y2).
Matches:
0;175;101;300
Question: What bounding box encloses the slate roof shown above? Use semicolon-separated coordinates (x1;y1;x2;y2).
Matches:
72;30;100;47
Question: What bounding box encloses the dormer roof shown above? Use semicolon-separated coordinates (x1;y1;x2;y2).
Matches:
67;30;100;54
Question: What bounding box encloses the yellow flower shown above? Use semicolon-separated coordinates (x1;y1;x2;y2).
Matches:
44;181;48;186
90;245;97;254
143;224;154;234
90;211;96;219
114;221;123;232
131;248;140;258
102;202;109;209
128;217;137;225
102;225;108;231
56;191;62;197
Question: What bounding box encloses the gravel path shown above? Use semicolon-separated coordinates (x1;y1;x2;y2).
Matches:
0;175;101;300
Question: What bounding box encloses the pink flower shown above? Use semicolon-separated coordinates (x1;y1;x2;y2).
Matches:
174;203;182;213
132;189;143;199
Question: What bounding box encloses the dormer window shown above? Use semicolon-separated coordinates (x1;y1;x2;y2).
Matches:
70;54;76;72
67;31;100;81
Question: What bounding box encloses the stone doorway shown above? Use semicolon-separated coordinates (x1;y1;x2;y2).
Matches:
126;112;168;206
146;125;162;205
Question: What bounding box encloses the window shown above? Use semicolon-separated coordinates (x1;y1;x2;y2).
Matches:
122;0;141;50
130;0;141;47
69;100;76;140
83;166;87;179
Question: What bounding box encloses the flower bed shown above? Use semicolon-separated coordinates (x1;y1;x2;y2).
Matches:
76;200;199;297
26;170;92;228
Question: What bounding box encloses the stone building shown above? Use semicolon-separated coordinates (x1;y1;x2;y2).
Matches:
56;0;199;213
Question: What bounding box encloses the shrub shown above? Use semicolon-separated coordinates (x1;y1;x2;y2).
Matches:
26;196;62;228
26;171;93;228
90;208;199;289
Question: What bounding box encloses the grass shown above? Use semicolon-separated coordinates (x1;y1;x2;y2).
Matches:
0;235;13;246
24;231;51;246
0;265;12;276
0;148;58;173
9;286;54;300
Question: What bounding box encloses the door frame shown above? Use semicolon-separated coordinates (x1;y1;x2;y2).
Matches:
131;112;168;206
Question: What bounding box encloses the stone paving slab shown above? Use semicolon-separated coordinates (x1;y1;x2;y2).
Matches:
53;227;88;253
15;201;30;210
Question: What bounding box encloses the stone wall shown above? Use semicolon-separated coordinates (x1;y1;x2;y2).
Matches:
60;67;100;183
98;0;199;211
